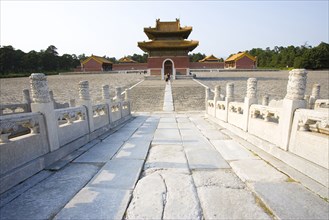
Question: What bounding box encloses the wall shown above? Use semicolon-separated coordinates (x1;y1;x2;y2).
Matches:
189;62;224;69
112;63;147;71
82;59;102;71
236;56;256;69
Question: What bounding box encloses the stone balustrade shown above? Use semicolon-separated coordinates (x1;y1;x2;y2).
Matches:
205;69;328;187
0;73;132;194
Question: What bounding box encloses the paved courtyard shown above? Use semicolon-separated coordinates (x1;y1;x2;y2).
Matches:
0;79;328;219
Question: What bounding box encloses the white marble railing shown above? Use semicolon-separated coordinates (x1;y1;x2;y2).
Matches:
289;109;329;170
0;103;30;116
0;74;132;194
204;69;328;187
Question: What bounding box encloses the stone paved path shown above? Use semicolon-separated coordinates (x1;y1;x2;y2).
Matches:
0;79;328;220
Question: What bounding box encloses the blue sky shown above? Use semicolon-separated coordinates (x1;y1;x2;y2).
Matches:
1;0;328;59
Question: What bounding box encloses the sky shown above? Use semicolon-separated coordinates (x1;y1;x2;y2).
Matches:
1;0;328;59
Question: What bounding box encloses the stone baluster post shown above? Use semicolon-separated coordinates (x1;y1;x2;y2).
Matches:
78;81;94;132
262;94;269;106
30;73;59;151
224;83;234;122
243;78;258;131
102;85;112;122
280;69;307;150
205;87;211;113
309;84;320;109
22;89;31;112
115;87;123;119
69;99;76;107
49;90;56;108
212;85;221;116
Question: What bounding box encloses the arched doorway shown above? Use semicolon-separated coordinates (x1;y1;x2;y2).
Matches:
161;59;175;80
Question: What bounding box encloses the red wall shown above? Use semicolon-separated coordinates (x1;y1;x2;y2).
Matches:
82;59;102;71
236;56;256;69
148;56;189;68
189;62;224;69
112;63;147;71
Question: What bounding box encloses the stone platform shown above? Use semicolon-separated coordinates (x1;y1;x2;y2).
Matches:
0;79;328;220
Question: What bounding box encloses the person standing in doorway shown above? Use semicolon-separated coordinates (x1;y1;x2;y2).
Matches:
165;72;170;84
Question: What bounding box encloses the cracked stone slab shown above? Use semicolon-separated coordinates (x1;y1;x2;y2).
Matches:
144;145;189;174
161;172;202;219
54;187;131;220
88;159;144;190
251;182;329;219
211;140;257;161
185;148;230;169
126;172;165;219
230;159;288;182
0;164;99;220
74;141;123;163
115;140;151;160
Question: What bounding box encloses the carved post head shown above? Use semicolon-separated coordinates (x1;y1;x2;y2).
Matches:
246;78;257;99
22;89;31;104
226;83;234;99
115;87;122;102
29;73;51;103
102;85;110;100
78;81;90;100
285;69;307;100
69;99;76;107
262;94;269;106
214;85;221;99
311;83;320;99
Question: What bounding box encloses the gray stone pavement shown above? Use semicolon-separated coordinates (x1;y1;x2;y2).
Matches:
0;79;328;220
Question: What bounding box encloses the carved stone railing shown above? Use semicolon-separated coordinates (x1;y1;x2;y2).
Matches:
296;109;329;135
228;102;244;114
55;106;86;126
289;109;329;170
92;104;108;117
314;99;329;109
250;104;280;123
0;104;30;116
0;112;41;144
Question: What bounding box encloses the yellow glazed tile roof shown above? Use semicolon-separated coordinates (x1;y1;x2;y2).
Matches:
225;52;256;62
199;54;220;62
81;55;112;65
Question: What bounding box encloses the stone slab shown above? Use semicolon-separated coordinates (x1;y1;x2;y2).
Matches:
185;148;230;169
74;141;123;163
159;117;176;123
54;187;131;220
197;186;271;219
251;182;329;219
144;145;189;174
88;159;144;190
192;170;245;189
0;170;52;208
201;129;231;140
230;159;287;182
161;172;202;219
78;139;101;152
152;128;182;145
0;164;99;220
126;172;165;219
115;140;151;160
46;150;85;171
211;140;257;161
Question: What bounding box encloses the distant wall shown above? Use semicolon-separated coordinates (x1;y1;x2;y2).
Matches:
189;62;224;69
112;63;147;71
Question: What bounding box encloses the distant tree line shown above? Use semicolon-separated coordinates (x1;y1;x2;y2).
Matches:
247;42;329;69
1;42;328;76
0;45;81;75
